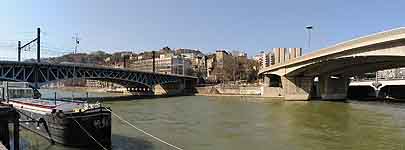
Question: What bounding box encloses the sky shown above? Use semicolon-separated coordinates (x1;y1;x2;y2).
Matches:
0;0;405;60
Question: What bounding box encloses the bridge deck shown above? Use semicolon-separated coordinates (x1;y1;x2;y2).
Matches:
260;27;405;75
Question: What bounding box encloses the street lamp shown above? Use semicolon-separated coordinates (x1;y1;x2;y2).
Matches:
305;25;313;49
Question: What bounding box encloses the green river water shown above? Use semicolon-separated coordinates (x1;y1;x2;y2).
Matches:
17;89;405;150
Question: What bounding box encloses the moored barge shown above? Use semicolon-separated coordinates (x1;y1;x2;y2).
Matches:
8;98;111;149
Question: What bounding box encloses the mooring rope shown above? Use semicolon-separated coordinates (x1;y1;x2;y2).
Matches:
107;109;185;150
16;109;56;144
73;119;108;150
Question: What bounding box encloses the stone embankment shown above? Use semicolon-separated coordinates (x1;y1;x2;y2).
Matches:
195;85;261;96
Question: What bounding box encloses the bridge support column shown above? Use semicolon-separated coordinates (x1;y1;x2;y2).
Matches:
153;82;186;96
264;75;270;87
282;76;313;100
261;74;283;97
319;75;349;100
375;89;380;98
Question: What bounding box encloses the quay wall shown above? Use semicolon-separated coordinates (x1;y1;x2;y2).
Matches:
261;87;283;98
195;86;261;95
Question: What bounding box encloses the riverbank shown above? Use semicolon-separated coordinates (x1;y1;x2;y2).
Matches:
195;85;262;96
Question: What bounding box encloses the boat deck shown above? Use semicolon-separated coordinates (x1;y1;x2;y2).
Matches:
8;98;90;114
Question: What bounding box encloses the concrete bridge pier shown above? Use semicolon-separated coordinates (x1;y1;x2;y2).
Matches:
319;75;350;100
153;79;196;96
153;83;185;96
282;76;313;100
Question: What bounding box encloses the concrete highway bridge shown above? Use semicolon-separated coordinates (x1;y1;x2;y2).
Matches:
259;27;405;100
0;61;197;95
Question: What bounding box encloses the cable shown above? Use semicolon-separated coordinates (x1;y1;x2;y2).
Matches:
107;109;185;150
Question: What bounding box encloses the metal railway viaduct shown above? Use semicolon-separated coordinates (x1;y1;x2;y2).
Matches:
259;27;405;100
0;61;197;96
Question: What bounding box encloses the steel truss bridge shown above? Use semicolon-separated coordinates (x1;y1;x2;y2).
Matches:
0;61;197;90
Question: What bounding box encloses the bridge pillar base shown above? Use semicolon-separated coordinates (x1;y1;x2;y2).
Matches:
282;76;313;101
153;82;186;96
319;75;349;100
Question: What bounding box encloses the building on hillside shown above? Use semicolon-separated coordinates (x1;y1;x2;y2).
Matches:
206;54;216;80
130;53;192;75
175;48;207;78
206;50;234;81
112;61;126;68
231;51;247;57
215;50;232;69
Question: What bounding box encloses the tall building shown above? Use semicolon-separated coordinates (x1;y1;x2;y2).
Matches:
295;48;302;58
258;51;275;68
289;48;302;59
268;52;275;66
290;48;296;60
273;48;302;64
279;48;286;63
274;48;280;64
262;52;268;67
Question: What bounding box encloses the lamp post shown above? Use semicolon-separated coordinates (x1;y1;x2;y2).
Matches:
306;25;313;49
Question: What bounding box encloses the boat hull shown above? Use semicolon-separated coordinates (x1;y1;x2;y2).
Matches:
18;107;112;149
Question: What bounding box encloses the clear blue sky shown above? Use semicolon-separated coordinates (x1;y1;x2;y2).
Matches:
1;0;405;60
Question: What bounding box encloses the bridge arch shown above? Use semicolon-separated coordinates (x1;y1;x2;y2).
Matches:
0;61;197;97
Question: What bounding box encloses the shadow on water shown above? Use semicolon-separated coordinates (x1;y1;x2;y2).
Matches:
309;99;350;103
17;129;155;150
111;134;154;150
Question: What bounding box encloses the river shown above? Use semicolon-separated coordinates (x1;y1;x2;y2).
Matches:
17;89;405;150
